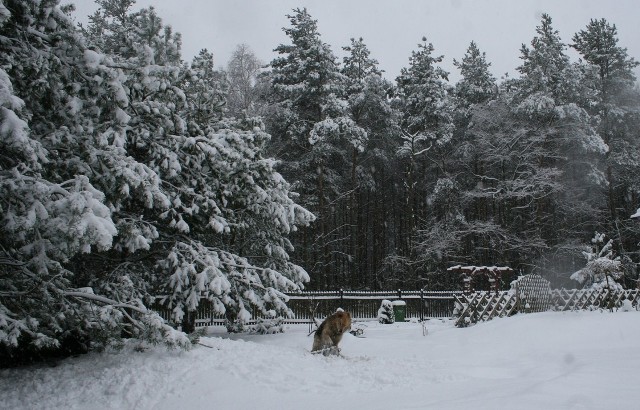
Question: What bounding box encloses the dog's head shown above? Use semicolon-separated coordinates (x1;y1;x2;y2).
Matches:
339;311;352;333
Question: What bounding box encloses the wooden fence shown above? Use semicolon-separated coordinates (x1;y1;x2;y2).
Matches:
154;290;462;327
551;288;640;311
286;290;461;322
154;287;640;329
453;288;640;327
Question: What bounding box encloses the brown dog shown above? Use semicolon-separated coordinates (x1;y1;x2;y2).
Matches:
311;310;352;355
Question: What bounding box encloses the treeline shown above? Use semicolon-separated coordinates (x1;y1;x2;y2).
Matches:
261;8;640;291
0;0;639;360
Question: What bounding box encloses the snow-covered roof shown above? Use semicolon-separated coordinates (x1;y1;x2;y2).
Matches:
447;265;514;274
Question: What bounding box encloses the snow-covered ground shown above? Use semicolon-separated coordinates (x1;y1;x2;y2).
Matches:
2;311;639;410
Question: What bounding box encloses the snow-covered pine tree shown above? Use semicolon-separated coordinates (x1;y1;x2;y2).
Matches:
268;8;365;288
340;37;400;289
572;18;640;253
182;49;227;135
0;0;314;362
80;0;316;333
512;14;609;272
342;37;383;94
396;37;453;143
0;0;190;359
411;41;497;289
453;41;496;107
393;37;454;282
570;232;625;292
455;15;608;275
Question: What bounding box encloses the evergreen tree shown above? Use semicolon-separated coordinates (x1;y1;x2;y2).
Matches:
412;42;496;289
268;8;365;288
393;37;454;286
396;38;453;140
572;18;640;254
516;14;572;100
182;49;226;135
342;37;383;93
341;37;400;289
0;0;314;361
457;15;608;278
0;0;189;358
570;232;625;291
453;41;496;106
82;0;315;332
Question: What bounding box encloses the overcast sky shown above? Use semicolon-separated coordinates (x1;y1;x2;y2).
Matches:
69;0;640;83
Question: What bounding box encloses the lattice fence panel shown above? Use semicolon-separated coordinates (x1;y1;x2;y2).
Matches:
514;274;551;313
551;289;640;311
454;291;518;327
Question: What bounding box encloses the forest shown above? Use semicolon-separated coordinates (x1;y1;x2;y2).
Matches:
1;0;639;358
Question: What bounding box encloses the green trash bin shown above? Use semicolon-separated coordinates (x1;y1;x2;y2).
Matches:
392;300;406;322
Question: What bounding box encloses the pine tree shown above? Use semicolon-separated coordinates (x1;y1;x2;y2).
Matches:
342;37;383;94
182;49;226;135
453;41;496;106
572;19;639;109
572;18;640;251
393;37;454;286
517;14;572;100
457;15;608;277
0;0;190;358
340;37;399;289
396;38;453;140
413;41;496;289
570;232;625;292
268;8;365;288
0;0;314;361
82;0;315;332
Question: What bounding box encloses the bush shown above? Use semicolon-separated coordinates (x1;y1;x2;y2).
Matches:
377;299;395;324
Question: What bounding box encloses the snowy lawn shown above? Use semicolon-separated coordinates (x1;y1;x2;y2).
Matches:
2;311;639;410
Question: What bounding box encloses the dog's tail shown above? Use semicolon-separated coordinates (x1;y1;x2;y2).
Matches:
308;302;321;335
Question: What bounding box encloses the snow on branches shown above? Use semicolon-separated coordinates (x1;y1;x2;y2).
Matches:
570;232;625;291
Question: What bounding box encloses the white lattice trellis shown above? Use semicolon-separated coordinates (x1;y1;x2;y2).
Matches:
453;291;518;327
513;274;551;313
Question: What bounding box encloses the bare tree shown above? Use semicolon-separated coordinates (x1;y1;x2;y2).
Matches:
226;43;263;118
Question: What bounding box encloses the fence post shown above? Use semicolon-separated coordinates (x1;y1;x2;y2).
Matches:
397;288;402;299
340;288;343;304
420;289;424;322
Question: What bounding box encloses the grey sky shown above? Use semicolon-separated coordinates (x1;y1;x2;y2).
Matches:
70;0;640;82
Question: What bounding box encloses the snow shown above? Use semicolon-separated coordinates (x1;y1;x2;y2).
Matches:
2;311;640;409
